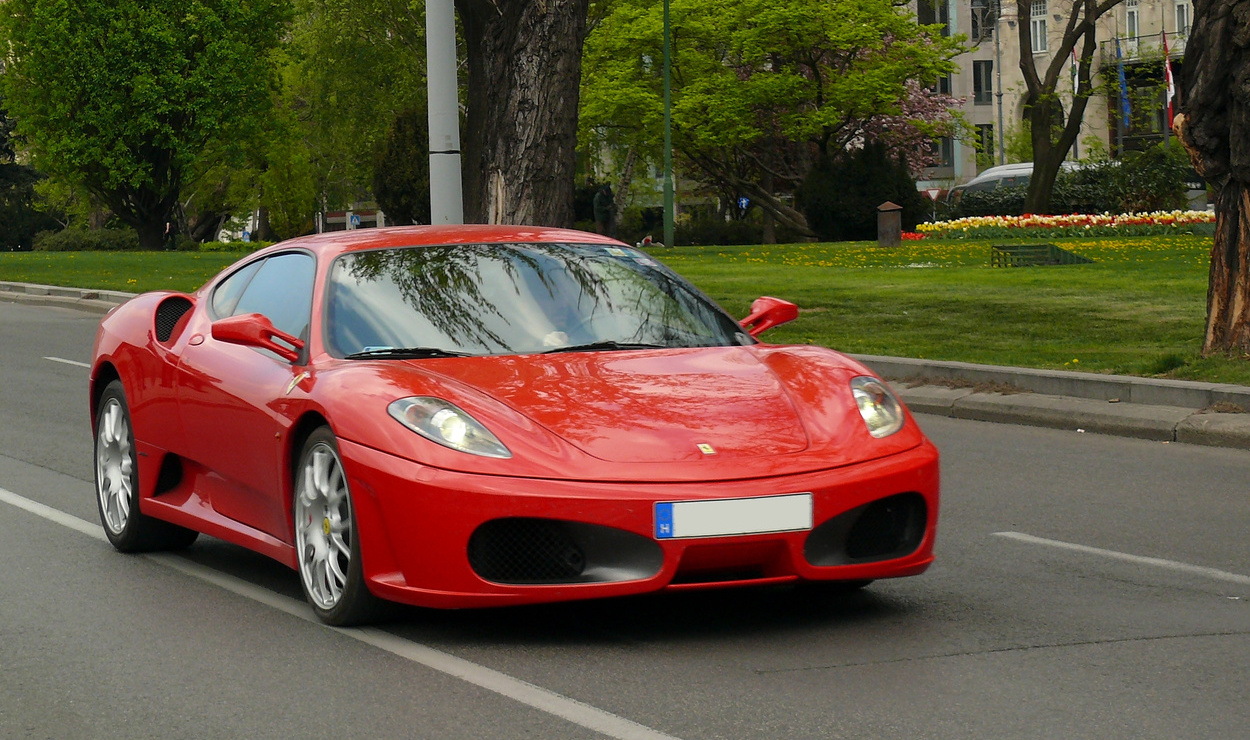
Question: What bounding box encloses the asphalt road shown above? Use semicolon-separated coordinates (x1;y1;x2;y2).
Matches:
1;301;1248;740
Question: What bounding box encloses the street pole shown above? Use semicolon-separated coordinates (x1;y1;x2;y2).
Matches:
662;0;675;248
994;0;1004;166
426;0;464;225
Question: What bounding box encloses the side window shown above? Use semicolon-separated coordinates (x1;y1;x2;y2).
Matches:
231;253;317;339
211;260;264;318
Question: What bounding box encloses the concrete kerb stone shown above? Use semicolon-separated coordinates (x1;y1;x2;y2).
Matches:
0;281;133;315
852;353;1250;411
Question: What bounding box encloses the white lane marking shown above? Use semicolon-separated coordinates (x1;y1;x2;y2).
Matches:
44;356;91;369
994;531;1250;586
0;484;681;740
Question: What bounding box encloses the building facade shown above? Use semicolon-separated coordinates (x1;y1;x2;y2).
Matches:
915;0;1191;191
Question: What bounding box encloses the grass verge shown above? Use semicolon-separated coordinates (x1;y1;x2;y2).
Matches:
3;235;1247;384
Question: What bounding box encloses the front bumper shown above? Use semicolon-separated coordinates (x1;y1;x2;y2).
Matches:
340;439;940;609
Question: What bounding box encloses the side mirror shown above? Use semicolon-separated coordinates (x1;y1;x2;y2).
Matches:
740;296;799;338
211;313;305;363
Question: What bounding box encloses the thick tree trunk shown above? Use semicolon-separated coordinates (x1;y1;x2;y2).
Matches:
1201;183;1250;352
456;0;589;227
1176;0;1250;354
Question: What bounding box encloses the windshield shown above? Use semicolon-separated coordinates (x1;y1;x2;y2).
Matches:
324;243;753;358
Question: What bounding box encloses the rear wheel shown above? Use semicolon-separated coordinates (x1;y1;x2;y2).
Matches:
94;380;198;552
294;427;383;625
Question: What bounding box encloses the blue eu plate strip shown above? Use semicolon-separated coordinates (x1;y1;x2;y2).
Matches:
654;503;674;539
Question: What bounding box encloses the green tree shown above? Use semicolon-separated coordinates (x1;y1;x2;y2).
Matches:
581;0;963;237
1;0;290;250
373;109;432;225
284;0;427;210
0;96;58;250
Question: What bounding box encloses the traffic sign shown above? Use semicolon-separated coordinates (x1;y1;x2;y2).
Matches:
925;188;941;201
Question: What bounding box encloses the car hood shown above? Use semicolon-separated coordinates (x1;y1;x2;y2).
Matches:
423;347;810;463
320;345;924;482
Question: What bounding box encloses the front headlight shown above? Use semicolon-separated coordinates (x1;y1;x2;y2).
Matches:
387;397;512;458
850;376;905;438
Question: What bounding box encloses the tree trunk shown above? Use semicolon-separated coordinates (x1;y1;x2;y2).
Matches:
456;0;589;227
1017;0;1102;214
613;145;638;230
135;220;166;251
1176;0;1250;355
761;170;776;244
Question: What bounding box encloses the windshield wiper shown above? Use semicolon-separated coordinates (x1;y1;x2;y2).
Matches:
543;340;670;354
345;347;470;360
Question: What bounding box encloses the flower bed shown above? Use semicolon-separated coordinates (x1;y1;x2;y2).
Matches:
917;210;1215;239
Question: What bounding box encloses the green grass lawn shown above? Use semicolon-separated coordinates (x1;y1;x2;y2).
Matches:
3;234;1246;384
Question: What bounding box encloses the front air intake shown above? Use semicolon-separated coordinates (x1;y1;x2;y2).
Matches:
804;493;927;566
468;518;663;586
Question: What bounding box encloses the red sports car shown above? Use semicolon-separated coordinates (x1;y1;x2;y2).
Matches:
91;225;939;625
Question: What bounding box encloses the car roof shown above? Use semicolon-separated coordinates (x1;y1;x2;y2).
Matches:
258;224;629;260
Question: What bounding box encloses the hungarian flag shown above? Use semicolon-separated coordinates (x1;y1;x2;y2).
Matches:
1162;31;1176;129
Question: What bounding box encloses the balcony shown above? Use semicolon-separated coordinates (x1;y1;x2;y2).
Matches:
1100;31;1187;64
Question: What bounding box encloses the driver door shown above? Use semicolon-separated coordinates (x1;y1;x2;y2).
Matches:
176;252;316;539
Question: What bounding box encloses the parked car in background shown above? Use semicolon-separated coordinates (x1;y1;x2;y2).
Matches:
946;161;1082;204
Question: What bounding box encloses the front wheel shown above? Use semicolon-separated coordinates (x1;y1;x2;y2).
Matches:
294;427;384;625
94;380;198;552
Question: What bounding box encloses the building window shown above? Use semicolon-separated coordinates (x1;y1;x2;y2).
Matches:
973;61;994;105
934;73;952;95
1176;2;1191;35
1031;0;1047;53
1126;0;1140;43
976;124;995;166
931;136;954;168
917;0;950;37
971;0;994;41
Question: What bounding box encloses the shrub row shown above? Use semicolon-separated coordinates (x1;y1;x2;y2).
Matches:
33;228;268;252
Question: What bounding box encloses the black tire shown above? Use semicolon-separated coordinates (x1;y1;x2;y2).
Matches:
293;426;385;626
94;380;199;552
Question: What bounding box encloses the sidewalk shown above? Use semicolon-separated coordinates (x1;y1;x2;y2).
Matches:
6;280;1250;451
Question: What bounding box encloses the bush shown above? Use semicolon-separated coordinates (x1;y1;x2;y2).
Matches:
198;239;272;253
33;228;139;251
674;217;763;246
799;143;928;241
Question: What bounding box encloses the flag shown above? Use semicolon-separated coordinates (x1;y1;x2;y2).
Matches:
1115;38;1132;131
1162;30;1175;129
1071;47;1079;96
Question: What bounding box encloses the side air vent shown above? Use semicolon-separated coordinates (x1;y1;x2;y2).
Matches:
154;296;193;343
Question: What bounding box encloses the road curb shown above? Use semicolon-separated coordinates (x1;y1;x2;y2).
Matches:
0;281;133;315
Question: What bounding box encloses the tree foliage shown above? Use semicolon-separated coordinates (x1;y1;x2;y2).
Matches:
581;0;964;237
0;0;290;249
373;109;432;225
284;0;427;210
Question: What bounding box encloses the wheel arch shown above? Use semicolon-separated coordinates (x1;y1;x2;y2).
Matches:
288;411;332;495
90;362;122;424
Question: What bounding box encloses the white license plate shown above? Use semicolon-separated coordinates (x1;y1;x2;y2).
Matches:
653;493;813;539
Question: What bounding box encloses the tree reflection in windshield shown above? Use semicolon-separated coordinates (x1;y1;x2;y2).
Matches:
325;243;749;358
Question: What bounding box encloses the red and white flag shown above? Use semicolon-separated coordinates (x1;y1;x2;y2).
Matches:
1163;30;1176;128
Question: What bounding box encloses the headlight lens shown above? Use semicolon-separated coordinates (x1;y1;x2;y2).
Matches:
850;376;905;438
387;397;512;458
